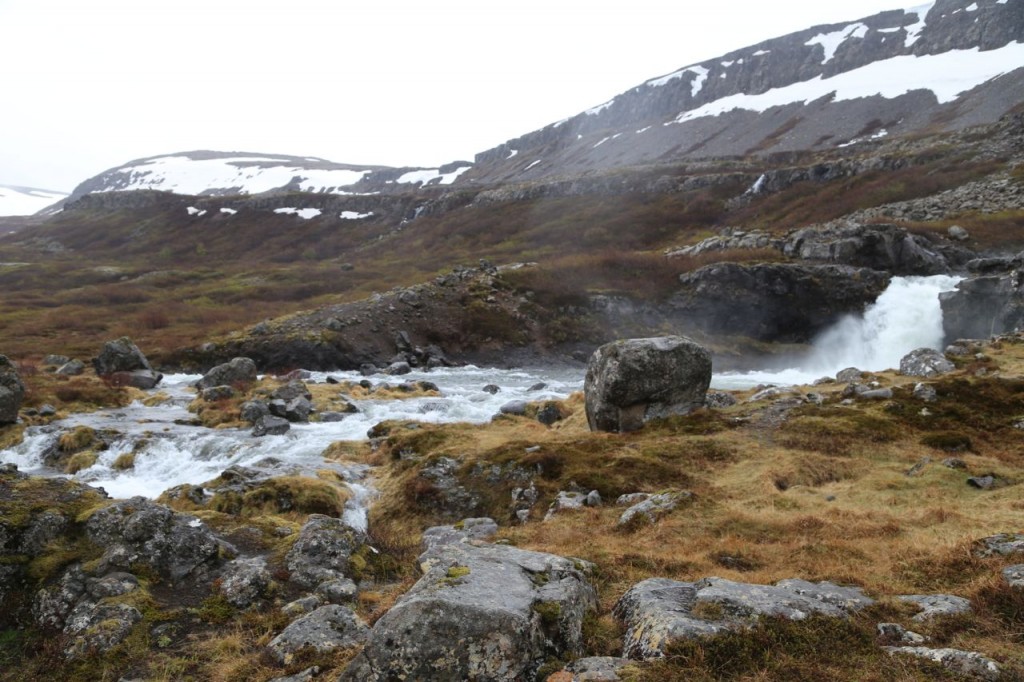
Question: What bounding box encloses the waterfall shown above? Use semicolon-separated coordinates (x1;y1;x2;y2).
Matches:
712;274;962;389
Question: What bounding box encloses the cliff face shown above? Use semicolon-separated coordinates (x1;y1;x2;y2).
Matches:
466;0;1024;184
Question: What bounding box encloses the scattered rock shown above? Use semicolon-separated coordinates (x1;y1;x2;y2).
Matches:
877;622;927;645
536;403;565;426
615;577;873;659
285;515;366;590
705;391;737;408
1001;565;1024;590
55;359;85;376
618;491;691;528
92;337;154;376
267;604;369;665
120;369;164;390
219;556;271;609
482;384;501;394
63;602;143;660
884;647;1000;681
947;225;970;241
201;385;235;402
42;354;70;367
272;381;312;402
835;367;864;383
84;497;229;583
0;355;26;424
913;383;938;402
899;348;955;377
421;517;499;551
557;656;633;681
584;336;711;433
943;457;967;469
240;400;271;424
384;361;412;376
195;357;257;390
267;667;321;682
252;415;290;437
528;382;548;392
858;387;893;400
968;475;997;490
499;400;528;416
340;541;597;682
975;533;1024;557
898;594;972;621
315;578;358;604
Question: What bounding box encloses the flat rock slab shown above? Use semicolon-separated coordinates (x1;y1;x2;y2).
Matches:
899;593;973;621
340;541;597;682
268;604;368;664
885;646;1000;681
614;576;874;659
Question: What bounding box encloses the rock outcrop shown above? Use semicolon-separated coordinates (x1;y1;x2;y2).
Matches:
671;263;890;343
941;265;1024;341
614;576;874;659
0;355;25;424
585;336;711;433
340;541;598;681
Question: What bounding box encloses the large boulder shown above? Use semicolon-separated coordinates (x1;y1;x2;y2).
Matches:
91;339;163;389
671;263;890;343
0;355;26;424
84;497;229;583
267;604;369;665
340;541;598;681
940;268;1024;341
195;357;258;390
584;336;711;433
615;577;874;659
899;348;955;377
285;515;366;590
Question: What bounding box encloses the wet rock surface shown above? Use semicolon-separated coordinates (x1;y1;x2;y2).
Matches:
0;355;26;424
195;356;257;390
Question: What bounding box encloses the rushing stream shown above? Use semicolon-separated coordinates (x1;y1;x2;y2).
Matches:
0;275;960;511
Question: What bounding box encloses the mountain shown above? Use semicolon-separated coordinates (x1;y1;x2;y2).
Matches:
61;151;473;204
0;185;67;217
467;0;1024;184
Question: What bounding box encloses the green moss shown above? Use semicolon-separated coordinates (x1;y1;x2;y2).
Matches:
195;594;235;624
111;453;135;470
64;451;98;474
532;600;561;626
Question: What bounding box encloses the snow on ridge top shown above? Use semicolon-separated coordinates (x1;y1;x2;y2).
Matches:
111;156;373;196
903;1;935;47
646;65;710;96
585;99;614;116
396;166;471;186
805;23;869;64
669;41;1024;125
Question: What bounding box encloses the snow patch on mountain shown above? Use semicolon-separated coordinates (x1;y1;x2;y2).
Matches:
669;42;1024;125
0;185;67;216
805;23;869;64
274;207;322;220
396;166;471;185
904;2;935;47
109;155;373;196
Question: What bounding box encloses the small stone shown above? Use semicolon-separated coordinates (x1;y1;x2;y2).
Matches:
967;475;996;490
913;383;938;402
943;458;967;469
499;400;528;416
835;367;864;383
482;384;500;394
252;415;290;437
899;594;972;621
528;382;547;392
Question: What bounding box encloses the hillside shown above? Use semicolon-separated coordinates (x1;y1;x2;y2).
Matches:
0;185;66;217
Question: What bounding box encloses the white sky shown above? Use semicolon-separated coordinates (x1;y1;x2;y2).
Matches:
0;0;908;191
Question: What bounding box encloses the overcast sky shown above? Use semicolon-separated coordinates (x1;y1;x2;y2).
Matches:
0;0;909;191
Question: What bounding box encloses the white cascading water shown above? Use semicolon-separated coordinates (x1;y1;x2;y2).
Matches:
711;274;963;389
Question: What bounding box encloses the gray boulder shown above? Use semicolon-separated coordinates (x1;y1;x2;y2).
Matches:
84;497;228;583
201;385;235;402
0;355;26;424
975;533;1024;557
340;542;598;681
899;348;955;377
885;647;1000;681
63;602;142;660
121;369;163;390
219;556;271;608
559;657;633;681
92;337;152;375
913;382;938;402
618;491;691;528
195;357;257;390
585;336;711;433
899;593;972;621
267;604;368;665
421;517;499;551
252;415;290;437
385;361;412;376
240;400;270;424
285;514;366;590
42;354;70;367
272;380;312;402
614;576;874;659
55;359;85;376
499;400;528;416
1002;565;1024;589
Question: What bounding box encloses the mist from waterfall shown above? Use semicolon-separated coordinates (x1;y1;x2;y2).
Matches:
712;275;963;389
